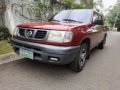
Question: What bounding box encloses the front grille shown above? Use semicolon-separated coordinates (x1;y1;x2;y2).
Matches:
19;28;25;37
35;30;47;39
18;28;47;39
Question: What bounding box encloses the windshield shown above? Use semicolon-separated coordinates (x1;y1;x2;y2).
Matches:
49;10;92;23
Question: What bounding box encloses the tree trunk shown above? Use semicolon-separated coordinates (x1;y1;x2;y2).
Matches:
0;0;6;26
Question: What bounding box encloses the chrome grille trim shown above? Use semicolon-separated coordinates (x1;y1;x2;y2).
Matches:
18;28;48;40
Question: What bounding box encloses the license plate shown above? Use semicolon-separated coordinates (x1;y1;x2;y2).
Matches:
20;48;33;59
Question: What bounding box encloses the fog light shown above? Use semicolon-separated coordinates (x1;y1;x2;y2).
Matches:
49;57;59;62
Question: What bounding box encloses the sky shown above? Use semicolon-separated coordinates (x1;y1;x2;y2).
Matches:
102;0;117;10
102;0;117;14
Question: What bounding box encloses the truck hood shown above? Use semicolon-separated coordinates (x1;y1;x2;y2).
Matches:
17;21;88;30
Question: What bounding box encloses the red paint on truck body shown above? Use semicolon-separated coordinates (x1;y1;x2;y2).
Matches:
16;22;91;46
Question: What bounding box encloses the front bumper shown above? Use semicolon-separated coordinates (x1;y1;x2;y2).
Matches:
11;38;80;65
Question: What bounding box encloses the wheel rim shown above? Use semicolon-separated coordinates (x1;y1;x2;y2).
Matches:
79;49;87;66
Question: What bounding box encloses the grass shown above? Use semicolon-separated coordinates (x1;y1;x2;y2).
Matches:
0;40;13;55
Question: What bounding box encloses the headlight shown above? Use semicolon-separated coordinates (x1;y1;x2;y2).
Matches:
47;30;73;43
64;31;73;42
12;27;18;37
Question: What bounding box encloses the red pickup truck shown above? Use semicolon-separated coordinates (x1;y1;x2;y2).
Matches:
11;9;107;72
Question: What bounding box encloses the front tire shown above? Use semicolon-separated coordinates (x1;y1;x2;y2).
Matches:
70;43;88;72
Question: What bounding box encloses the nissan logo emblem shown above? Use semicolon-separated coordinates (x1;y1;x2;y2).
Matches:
26;31;33;37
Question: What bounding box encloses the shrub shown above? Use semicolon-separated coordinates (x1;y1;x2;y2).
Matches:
0;26;10;40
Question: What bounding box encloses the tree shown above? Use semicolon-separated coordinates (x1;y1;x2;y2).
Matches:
64;0;83;9
81;0;94;9
105;3;120;31
64;0;94;9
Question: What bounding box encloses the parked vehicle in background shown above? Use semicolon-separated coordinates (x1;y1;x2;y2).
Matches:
11;9;107;72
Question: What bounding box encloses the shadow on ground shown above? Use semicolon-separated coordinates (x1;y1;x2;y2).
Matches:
0;46;100;76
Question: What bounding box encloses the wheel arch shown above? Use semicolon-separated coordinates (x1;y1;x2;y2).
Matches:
105;33;107;37
80;37;91;50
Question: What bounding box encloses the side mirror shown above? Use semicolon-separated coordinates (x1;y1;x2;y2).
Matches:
93;19;104;25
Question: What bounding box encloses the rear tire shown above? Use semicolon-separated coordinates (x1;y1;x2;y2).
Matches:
98;36;106;49
70;43;88;72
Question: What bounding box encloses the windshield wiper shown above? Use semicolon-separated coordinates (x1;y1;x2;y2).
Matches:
63;19;82;23
50;19;60;22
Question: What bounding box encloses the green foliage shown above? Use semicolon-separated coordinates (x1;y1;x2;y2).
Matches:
64;0;94;9
0;40;13;55
105;4;120;31
64;0;83;9
0;26;10;40
73;3;83;9
80;0;94;9
33;0;53;21
34;0;49;10
64;0;75;7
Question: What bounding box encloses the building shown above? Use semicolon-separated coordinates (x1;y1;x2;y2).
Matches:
3;0;94;34
4;0;66;34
